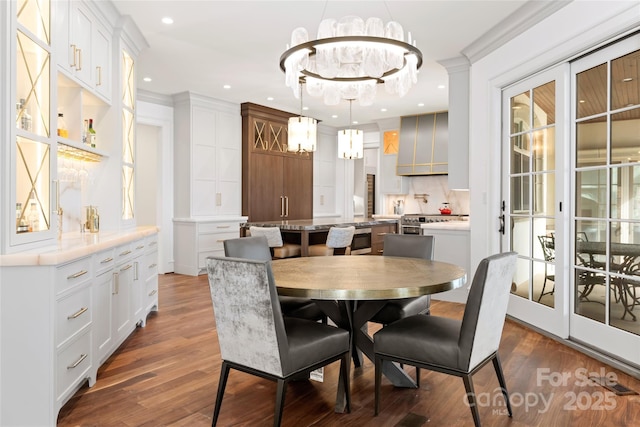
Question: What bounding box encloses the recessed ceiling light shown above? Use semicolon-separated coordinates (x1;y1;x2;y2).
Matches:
332;115;338;119
142;77;152;82
223;84;231;89
266;97;274;101
161;17;173;25
302;106;309;111
418;103;424;107
352;121;359;125
437;85;445;89
380;108;387;112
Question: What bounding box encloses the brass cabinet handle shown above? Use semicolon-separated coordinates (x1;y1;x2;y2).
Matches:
285;196;289;217
378;249;384;253
70;44;77;68
149;263;157;269
149;241;158;246
148;289;158;297
112;272;119;295
67;307;88;320
67;353;87;369
100;257;114;264
96;65;102;86
280;196;285;217
67;270;88;280
136;245;145;250
121;264;132;272
77;48;82;70
119;250;131;256
216;225;230;229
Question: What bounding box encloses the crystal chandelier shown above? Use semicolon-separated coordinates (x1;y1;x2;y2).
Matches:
338;99;363;159
288;82;317;153
280;15;423;106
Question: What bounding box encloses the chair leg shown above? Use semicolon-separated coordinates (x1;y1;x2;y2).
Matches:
341;352;352;413
462;375;482;427
273;379;288;427
212;361;231;427
537;275;548;302
492;354;513;417
416;367;421;387
374;355;383;416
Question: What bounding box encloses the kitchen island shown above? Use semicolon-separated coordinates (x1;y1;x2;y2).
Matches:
241;217;399;256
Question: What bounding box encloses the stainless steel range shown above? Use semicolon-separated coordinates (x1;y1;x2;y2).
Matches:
400;214;467;234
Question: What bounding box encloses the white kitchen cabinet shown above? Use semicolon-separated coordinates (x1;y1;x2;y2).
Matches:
174;217;245;275
56;0;112;103
142;234;159;323
173;92;242;218
380;153;409;194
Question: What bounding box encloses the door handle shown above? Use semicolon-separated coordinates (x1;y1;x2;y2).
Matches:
280;196;285;217
285;196;289;217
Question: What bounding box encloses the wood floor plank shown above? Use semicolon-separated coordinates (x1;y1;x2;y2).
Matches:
57;273;640;426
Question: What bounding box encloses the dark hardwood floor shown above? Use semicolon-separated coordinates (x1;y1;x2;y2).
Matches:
58;272;640;426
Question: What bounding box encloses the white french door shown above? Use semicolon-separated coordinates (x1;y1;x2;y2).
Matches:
569;34;640;366
501;64;569;338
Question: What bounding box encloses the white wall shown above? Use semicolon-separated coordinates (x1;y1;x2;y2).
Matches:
468;0;640;273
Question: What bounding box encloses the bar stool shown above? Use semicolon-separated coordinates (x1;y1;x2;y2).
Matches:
308;226;356;256
248;226;301;259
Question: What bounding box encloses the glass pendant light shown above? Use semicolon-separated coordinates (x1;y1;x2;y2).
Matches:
338;99;363;159
288;82;317;153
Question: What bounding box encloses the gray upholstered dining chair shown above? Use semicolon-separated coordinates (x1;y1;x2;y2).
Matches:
224;236;325;322
308;226;356;256
369;234;435;325
249;226;301;259
373;251;518;427
206;256;351;427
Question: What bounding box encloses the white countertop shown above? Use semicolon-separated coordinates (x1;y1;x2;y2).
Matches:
0;226;158;266
371;214;402;220
421;221;470;231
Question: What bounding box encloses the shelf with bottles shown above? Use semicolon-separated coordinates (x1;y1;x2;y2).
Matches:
57;72;110;153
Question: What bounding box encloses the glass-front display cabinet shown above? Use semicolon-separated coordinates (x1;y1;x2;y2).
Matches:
13;0;54;245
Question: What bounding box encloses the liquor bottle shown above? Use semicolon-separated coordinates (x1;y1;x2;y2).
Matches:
15;203;22;232
88;118;96;147
57;113;68;138
28;202;39;232
82;119;89;145
20;99;32;131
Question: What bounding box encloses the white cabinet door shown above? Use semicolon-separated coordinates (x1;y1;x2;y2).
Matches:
70;3;92;86
92;22;111;102
94;269;114;364
113;261;133;343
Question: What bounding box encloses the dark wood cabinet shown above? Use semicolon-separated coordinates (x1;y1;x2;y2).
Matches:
241;103;313;221
370;222;398;255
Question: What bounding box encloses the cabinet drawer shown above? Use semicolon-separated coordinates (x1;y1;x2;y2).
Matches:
56;257;93;295
198;232;236;251
94;248;115;275
115;242;134;263
56;329;91;401
144;251;158;280
145;235;159;253
199;222;238;234
199;249;225;269
56;285;92;347
371;225;395;244
132;239;147;257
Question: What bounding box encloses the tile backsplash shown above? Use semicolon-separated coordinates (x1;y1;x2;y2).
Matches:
383;175;469;215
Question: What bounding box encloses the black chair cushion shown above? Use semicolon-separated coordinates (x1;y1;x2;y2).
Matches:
284;318;349;374
369;295;430;324
373;314;463;370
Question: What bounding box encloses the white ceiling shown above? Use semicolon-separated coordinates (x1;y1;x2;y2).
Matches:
112;0;541;129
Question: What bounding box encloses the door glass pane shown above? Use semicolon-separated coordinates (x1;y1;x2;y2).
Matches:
16;137;50;233
610;165;640;220
611;108;640;164
611;49;640;110
512;257;531;299
511;217;531;258
533;173;555;216
122;50;135;109
576;169;607;218
17;0;50;45
122;165;134;220
511;134;530;174
510;176;530;213
576;63;607;119
533;128;555;171
511;91;531;131
532;81;556;125
576;117;606;167
16;31;50;138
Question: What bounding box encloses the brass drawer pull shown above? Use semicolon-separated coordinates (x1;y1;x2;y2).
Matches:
100;257;114;264
67;307;88;320
149;263;157;269
217;225;230;229
136;245;145;250
149;241;157;246
121;264;133;272
67;270;88;280
119;250;132;256
148;289;158;297
67;353;87;369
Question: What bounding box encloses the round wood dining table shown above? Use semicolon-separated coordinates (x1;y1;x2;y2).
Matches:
271;255;467;412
